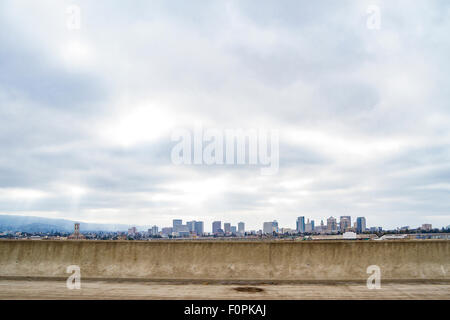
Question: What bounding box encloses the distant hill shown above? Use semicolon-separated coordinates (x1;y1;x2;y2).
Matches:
0;214;148;233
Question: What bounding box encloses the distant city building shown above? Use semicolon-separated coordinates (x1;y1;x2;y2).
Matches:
230;226;237;234
173;219;182;233
127;226;137;236
421;224;432;231
194;221;204;236
151;225;158;236
238;222;245;235
224;223;231;234
187;221;196;233
340;216;351;232
212;221;221;234
327;217;337;232
343;231;357;239
280;228;295;234
296;216;305;233
161;227;173;236
305;219;314;233
356;217;366;233
369;227;382;233
263;221;278;234
273;220;278;233
68;223;85;240
263;222;274;234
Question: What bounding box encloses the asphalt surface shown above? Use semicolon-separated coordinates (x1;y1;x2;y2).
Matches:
1;279;449;299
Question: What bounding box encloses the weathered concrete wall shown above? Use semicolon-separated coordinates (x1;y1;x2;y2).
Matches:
0;240;449;281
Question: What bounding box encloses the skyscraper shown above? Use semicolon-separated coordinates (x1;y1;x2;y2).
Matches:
356;217;366;233
296;216;305;233
273;220;278;233
194;221;204;236
263;222;274;234
238;222;245;235
327;217;337;232
173;219;182;233
263;221;278;234
224;223;231;234
187;221;196;233
340;216;351;232
212;221;221;234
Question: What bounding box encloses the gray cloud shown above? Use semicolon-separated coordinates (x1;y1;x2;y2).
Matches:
0;0;449;231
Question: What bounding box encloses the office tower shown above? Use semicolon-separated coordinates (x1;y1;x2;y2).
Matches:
224;223;231;234
231;226;237;234
238;222;245;234
305;219;312;233
177;224;190;237
327;217;337;232
356;217;366;233
263;222;274;234
173;219;182;233
272;221;279;233
151;225;158;236
421;224;432;231
263;221;278;234
311;220;315;231
161;227;173;236
296;216;305;233
187;221;196;233
194;221;204;236
340;216;351;232
212;221;221;234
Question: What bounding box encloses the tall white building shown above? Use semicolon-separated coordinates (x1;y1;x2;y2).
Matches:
238;222;245;235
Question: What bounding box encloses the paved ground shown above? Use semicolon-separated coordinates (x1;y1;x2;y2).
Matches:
1;279;449;299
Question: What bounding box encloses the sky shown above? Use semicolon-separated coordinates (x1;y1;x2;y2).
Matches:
0;0;449;231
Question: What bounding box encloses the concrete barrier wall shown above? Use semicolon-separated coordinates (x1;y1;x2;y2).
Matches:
0;240;449;281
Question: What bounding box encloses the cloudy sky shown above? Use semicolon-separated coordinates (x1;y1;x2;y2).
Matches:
0;0;449;231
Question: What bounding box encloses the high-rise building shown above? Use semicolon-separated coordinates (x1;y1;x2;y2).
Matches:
187;221;196;232
212;221;221;234
224;223;231;234
273;220;278;233
238;222;245;235
194;221;204;236
263;221;278;234
421;224;432;231
231;226;237;234
296;216;305;233
356;217;366;233
340;216;351;232
263;222;274;234
173;219;182;233
151;225;158;236
161;227;173;236
305;219;312;233
327;217;337;232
